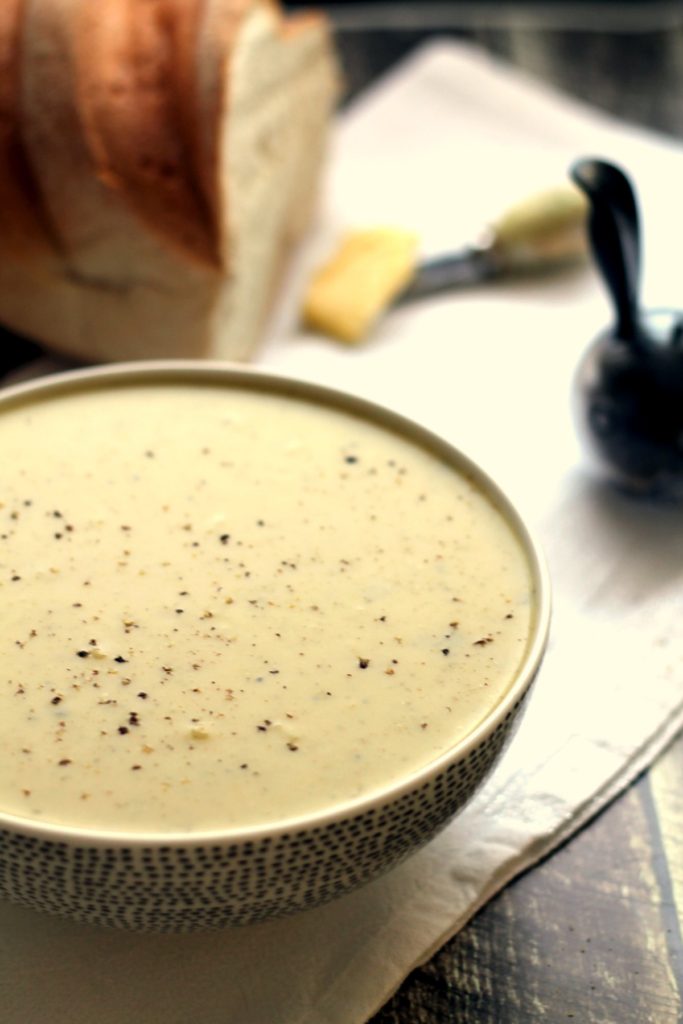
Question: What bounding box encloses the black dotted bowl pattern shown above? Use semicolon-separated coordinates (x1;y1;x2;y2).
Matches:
0;693;527;932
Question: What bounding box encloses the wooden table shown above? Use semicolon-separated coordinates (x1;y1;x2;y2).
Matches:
307;4;683;1021
371;746;683;1022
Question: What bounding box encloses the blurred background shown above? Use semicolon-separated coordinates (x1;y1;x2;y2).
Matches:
282;1;683;136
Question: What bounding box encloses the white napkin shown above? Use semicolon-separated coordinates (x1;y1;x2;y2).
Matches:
1;41;682;1024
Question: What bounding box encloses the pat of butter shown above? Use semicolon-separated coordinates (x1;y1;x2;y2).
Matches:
302;228;418;344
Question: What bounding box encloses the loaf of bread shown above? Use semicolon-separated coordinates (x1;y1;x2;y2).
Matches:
0;0;339;362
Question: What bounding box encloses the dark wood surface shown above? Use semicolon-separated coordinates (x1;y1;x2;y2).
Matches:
314;6;683;1023
371;747;683;1023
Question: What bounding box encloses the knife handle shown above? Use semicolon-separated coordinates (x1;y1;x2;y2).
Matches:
490;184;589;269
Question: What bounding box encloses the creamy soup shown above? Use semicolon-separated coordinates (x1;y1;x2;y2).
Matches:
0;378;534;834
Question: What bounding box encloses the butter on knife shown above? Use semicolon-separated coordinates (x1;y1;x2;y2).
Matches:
302;228;419;344
302;183;588;344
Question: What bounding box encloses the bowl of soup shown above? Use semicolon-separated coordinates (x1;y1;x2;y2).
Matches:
0;361;550;931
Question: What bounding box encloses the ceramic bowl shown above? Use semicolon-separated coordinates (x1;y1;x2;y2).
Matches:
0;362;550;931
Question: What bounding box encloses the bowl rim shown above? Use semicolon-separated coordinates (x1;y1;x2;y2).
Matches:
0;359;551;848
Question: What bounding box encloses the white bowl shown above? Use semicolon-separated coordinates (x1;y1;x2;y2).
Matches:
0;362;550;931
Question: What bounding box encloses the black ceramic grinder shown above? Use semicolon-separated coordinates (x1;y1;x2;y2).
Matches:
571;157;683;500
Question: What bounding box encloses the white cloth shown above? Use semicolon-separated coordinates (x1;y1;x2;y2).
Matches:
1;41;682;1024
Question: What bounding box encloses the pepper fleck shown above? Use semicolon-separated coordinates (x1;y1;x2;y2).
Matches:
358;657;370;669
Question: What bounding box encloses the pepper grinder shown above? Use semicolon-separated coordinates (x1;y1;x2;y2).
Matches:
570;157;683;500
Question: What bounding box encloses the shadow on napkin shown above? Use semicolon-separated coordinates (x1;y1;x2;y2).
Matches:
550;471;683;609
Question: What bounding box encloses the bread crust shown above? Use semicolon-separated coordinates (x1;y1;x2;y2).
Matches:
76;0;238;267
0;0;58;261
0;0;339;361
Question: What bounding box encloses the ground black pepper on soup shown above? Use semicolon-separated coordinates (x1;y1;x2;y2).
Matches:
0;379;534;833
